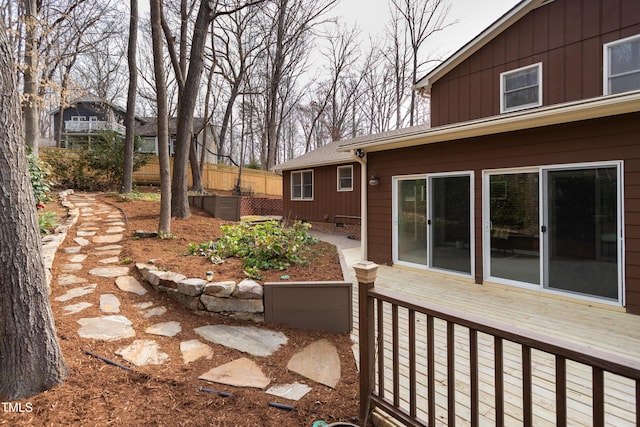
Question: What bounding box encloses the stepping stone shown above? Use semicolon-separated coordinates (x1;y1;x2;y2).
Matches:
98;257;120;264
93;234;123;244
62;263;83;272
76;231;96;237
116;339;169;366
100;294;121;313
67;254;88;263
73;237;90;246
89;266;130;277
62;302;93;315
287;339;341;388
64;246;82;254
94;244;123;251
194;325;288;357
106;226;126;233
79;222;98;228
97;249;121;257
134;301;154;310
146;321;181;337
143;306;167;318
180;340;214;363
55;284;97;302
199;358;270;389
77;315;135;341
79;226;100;231
266;382;313;401
58;274;88;286
116;276;148;295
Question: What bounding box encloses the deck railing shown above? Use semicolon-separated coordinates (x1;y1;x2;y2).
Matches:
64;120;126;134
354;262;640;426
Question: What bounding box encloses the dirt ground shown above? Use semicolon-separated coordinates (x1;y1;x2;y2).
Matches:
1;193;363;427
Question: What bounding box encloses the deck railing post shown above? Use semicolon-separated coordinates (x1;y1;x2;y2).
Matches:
354;261;379;424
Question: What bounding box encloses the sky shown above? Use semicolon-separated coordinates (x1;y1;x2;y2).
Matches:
330;0;521;66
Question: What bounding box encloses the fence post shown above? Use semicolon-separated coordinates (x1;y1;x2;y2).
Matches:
354;261;379;423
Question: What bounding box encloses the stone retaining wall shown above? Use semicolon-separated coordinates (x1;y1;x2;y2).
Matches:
136;263;264;321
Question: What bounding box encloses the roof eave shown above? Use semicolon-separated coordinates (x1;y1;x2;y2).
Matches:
338;91;640;153
272;157;355;172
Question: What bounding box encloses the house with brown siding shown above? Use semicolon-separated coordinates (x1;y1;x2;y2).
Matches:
339;0;640;314
273;140;361;227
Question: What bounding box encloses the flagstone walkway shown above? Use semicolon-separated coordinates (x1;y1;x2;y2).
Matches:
47;192;344;402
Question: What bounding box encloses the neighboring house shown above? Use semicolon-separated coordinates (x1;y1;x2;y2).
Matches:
273;140;361;226
49;95;143;147
135;117;218;163
338;0;640;314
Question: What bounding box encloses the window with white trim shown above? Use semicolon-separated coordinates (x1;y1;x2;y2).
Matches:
337;165;353;192
604;34;640;95
291;170;313;200
500;63;542;113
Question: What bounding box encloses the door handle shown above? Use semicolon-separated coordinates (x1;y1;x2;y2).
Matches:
541;225;547;233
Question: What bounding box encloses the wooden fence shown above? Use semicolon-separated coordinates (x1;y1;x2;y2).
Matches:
354;262;640;426
133;158;282;196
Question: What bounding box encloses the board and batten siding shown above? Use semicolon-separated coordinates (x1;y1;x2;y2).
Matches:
282;162;361;224
431;0;640;127
365;112;640;314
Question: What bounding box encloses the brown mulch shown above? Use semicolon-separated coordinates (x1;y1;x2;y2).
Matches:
1;192;363;427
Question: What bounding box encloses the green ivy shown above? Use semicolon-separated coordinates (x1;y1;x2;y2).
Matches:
38;211;58;235
188;220;318;277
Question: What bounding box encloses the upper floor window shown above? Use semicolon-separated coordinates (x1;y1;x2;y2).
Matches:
291;170;313;201
71;116;87;121
604;34;640;95
500;63;542;113
337;165;353;192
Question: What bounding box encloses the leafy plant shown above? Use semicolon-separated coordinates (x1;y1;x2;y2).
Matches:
187;220;318;276
38;211;58;235
28;151;53;204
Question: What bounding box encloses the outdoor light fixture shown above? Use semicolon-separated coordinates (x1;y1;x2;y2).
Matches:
206;271;214;281
369;174;379;186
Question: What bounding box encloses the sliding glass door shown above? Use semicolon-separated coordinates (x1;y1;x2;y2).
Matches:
484;163;622;304
393;173;473;276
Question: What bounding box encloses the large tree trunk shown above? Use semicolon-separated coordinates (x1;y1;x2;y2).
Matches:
171;0;212;218
23;0;40;155
150;0;171;235
0;21;68;400
121;0;139;193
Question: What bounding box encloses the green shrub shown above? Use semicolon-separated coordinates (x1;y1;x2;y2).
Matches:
43;131;150;191
28;151;53;204
188;220;318;277
38;211;58;235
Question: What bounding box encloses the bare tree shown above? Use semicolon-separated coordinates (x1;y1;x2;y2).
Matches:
390;0;452;126
0;19;68;400
121;0;139;193
22;0;41;154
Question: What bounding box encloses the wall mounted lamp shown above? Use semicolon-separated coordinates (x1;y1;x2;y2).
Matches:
369;174;379;186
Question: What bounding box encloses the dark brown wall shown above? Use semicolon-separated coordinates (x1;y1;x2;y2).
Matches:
282;162;361;223
431;0;640;127
366;112;640;314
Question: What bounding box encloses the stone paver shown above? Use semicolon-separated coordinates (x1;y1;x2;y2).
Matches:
98;256;120;264
77;315;135;340
58;274;88;286
73;237;90;246
116;276;148;295
94;244;123;251
116;339;169;366
145;321;181;337
93;234;123;244
194;325;288;357
64;246;82;254
62;302;93;315
55;284;97;302
100;294;121;313
180;340;214;363
106;226;126;233
266;382;312;401
143;306;167;318
199;357;270;389
89;266;130;277
134;301;154;310
67;254;88;263
76;231;96;237
62;263;83;272
287;339;341;388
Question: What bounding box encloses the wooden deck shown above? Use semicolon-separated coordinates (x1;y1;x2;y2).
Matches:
342;247;640;426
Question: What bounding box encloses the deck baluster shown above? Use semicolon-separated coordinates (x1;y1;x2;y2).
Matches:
556;356;567;427
448;321;456;426
495;337;504;426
